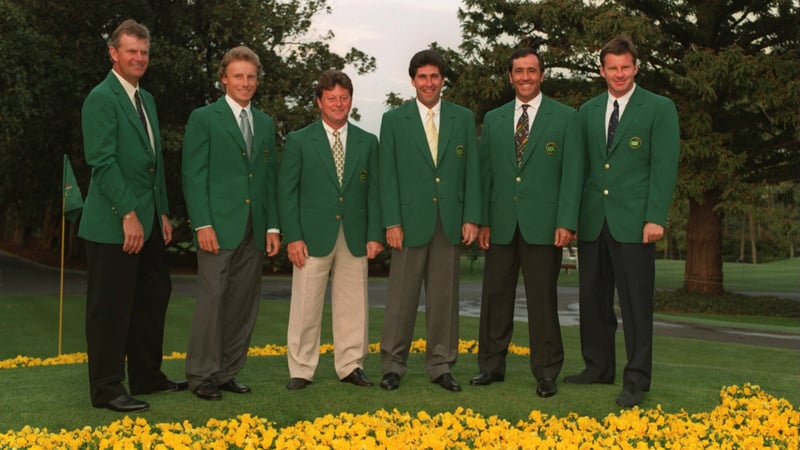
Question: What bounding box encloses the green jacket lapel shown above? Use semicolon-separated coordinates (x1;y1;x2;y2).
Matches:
405;102;436;168
213;98;249;158
108;73;152;156
519;97;552;169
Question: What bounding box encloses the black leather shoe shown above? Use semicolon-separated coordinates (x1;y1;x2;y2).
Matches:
154;378;188;393
286;378;312;390
536;378;557;398
340;368;373;387
219;378;251;394
616;384;644;407
100;394;149;413
433;373;462;392
380;372;400;391
194;382;222;401
563;370;613;385
469;372;504;386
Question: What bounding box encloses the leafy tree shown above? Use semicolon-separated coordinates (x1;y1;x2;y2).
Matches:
440;0;799;294
0;0;375;263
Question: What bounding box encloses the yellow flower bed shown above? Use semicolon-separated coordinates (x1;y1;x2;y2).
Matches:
0;339;487;370
1;384;797;449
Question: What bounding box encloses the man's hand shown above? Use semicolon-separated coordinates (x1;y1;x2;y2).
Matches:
477;226;491;250
197;227;220;255
386;226;404;251
160;214;173;245
462;222;478;246
266;232;281;257
121;211;145;254
642;222;665;244
554;227;575;248
367;241;384;259
287;240;309;268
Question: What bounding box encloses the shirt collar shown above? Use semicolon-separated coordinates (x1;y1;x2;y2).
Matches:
416;98;441;118
515;92;542;111
224;94;251;117
110;69;138;100
608;84;636;108
322;120;348;136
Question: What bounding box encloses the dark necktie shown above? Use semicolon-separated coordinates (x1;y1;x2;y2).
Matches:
134;90;149;140
607;99;619;151
515;104;530;168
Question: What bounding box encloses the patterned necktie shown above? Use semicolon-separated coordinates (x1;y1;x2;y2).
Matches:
240;109;253;159
425;109;438;166
515;104;530;168
607;99;619;151
134;90;149;140
332;130;344;185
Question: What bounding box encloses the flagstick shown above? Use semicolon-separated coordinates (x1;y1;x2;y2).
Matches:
58;195;66;356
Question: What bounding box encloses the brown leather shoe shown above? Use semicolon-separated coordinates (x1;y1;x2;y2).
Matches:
340;368;373;387
194;382;222;401
286;378;312;390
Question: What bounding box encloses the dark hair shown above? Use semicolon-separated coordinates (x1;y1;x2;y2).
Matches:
315;70;353;98
108;19;150;48
508;48;545;73
600;37;638;67
218;46;262;79
408;49;446;78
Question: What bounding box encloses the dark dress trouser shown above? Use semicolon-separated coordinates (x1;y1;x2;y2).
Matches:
477;226;564;380
577;221;655;390
85;214;171;405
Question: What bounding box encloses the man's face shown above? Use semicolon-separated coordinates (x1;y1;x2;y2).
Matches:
317;84;352;129
411;64;444;108
600;52;638;98
509;54;544;103
221;59;258;107
109;34;149;85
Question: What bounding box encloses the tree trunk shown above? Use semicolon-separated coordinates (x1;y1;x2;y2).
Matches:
748;212;757;264
684;189;724;294
738;218;746;262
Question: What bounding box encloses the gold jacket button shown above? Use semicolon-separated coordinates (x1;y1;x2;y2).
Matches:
245;198;251;204
515;176;522;182
603;189;609;196
338;197;344;203
435;177;441;183
604;163;610;170
432;197;438;203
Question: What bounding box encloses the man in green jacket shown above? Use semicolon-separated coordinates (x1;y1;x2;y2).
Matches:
379;49;480;392
80;19;185;413
563;37;681;408
470;48;581;398
278;70;383;391
182;46;280;401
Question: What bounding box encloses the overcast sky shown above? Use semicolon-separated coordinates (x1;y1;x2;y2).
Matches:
312;0;464;135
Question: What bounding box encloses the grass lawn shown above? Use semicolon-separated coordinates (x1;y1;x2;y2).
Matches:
0;295;797;433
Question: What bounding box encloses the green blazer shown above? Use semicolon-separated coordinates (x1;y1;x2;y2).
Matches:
182;97;278;251
277;120;382;257
479;97;582;244
379;100;481;247
577;86;680;243
79;71;169;244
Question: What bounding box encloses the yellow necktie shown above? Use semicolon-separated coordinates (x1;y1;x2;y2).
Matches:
332;130;344;185
425;109;438;166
